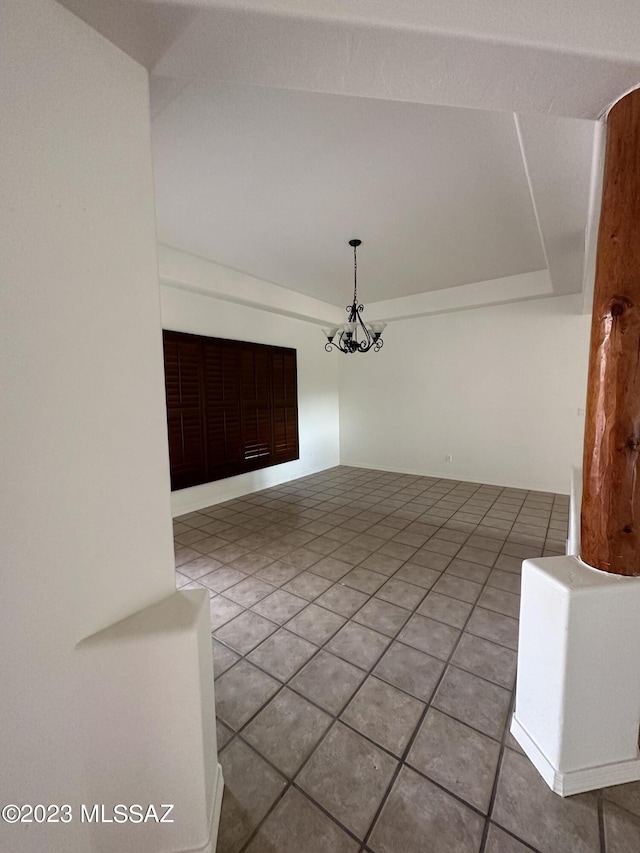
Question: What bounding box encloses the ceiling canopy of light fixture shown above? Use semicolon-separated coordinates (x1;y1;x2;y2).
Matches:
322;239;387;354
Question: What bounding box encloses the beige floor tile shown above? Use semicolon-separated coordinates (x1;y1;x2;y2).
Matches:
431;573;483;603
394;563;441;590
209;595;245;631
315;584;369;617
466;607;519;650
478;586;521;618
326;622;391;671
341;675;424;756
353;597;411;637
492;748;600;853
216;739;286;853
397;613;460;661
244;688;332;777
369;766;484;853
407;708;500;812
212;638;241;678
214;610;279;655
297;723;397;840
311;556;354;581
246;788;358;853
452;633;517;689
485;823;534;852
179;554;225;579
255;560;303;586
375;578;426;610
290;650;366;715
214;660;280;731
417;591;472;628
603;779;640;818
603;800;640;853
224;577;276;607
373;641;444;702
199;566;247;592
285;603;346;645
445;558;491;584
281;570;334;600
247;628;318;681
432;664;511;740
251;589;308;624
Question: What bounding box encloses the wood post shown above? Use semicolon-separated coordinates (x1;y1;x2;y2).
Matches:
581;88;640;576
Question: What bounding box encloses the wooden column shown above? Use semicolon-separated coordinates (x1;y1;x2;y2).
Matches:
581;88;640;576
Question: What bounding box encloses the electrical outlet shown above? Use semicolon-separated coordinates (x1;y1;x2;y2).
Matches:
445;454;453;463
577;407;586;416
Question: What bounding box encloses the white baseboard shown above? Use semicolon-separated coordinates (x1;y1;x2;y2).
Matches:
338;459;570;496
182;763;224;853
171;461;340;516
511;714;640;797
207;764;224;853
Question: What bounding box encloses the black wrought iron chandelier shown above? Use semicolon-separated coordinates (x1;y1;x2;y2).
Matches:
322;239;387;354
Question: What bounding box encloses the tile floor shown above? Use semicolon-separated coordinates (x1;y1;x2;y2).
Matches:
174;466;640;853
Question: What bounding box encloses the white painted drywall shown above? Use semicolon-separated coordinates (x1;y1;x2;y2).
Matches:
339;295;591;494
366;269;553;320
159;243;341;325
160;283;341;515
1;2;216;851
153;3;640;121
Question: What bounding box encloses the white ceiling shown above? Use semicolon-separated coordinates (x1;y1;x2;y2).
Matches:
152;84;548;305
59;0;637;316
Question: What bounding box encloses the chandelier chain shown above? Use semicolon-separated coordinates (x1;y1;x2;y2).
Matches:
353;242;358;305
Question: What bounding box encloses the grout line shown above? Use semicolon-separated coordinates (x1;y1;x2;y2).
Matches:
479;711;510;852
485;816;543;853
598;792;607;853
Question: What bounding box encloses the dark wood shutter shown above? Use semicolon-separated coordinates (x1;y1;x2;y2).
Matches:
162;331;298;489
163;334;206;490
202;340;243;479
240;346;272;465
271;349;299;463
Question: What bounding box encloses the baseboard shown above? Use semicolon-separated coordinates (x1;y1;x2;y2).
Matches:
338;460;570;496
174;459;571;516
511;715;640;796
208;763;224;853
181;763;224;853
171;461;340;516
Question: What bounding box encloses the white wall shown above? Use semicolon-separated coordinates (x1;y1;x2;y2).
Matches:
160;283;341;515
340;295;591;494
0;2;205;851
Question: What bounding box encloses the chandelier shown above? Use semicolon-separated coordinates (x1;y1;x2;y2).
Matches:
322;239;387;354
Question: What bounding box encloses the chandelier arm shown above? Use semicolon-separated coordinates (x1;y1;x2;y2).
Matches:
354;304;373;352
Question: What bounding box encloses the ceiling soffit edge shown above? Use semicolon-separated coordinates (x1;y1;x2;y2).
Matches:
159;249;563;323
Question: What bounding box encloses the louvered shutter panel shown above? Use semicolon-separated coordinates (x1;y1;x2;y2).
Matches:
163;332;205;490
240;346;272;465
271;349;299;463
202;341;243;479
